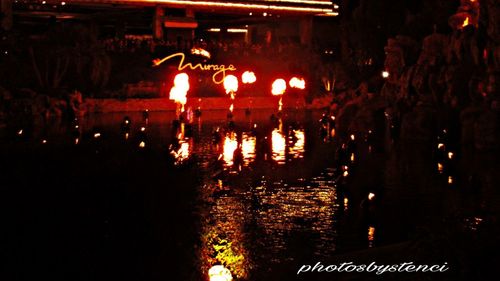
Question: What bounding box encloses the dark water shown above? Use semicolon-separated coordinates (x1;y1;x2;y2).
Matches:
1;109;499;281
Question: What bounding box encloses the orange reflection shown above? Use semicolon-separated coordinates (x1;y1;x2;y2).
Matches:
272;129;286;164
289;129;305;159
171;140;191;165
223;133;238;166
368;226;375;247
241;133;256;166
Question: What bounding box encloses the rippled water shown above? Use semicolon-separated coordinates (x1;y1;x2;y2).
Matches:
2;109;499;281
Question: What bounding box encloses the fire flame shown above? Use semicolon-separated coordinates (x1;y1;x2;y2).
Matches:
462;16;470;28
224;75;239;96
169;73;190;111
208;265;233;281
272;79;287;96
271;129;286;164
241;71;257;84
289;77;306;89
190;47;211;59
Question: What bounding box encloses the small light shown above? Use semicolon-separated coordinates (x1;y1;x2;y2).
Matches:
125;133;129;140
94;132;101;138
368;193;375;201
139;141;146;148
140;127;146;132
343;170;349;177
74;138;79;145
448;152;454;159
17;129;23;135
350;153;355;162
75;125;79;129
42;139;47;144
263;12;268;16
350;134;355;141
448;176;453;185
42;1;46;4
438;143;445;150
382;71;390;78
249;12;253;16
61;2;66;5
438;163;444;173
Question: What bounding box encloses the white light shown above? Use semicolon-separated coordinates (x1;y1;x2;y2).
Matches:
382;71;390;78
208;265;233;281
61;1;66;5
208;28;221;32
263;12;268;16
227;28;248;33
368;193;375;201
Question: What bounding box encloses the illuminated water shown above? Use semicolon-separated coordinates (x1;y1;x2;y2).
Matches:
1;109;499;281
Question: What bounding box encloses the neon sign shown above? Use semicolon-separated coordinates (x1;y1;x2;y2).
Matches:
153;53;236;84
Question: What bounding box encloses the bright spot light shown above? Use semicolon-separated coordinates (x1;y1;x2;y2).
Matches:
462;16;470;28
42;139;47;144
223;134;238;166
289;77;306;89
448;152;454;159
190;47;211;58
61;2;66;5
94;133;101;138
223;75;239;95
368;193;375;201
438;163;444;173
382;71;390;78
139;141;146;148
350;134;355;141
241;71;257;84
17;129;23;135
140;127;146;132
272;79;287;96
448;176;454;185
209;265;233;281
170;73;190;106
272;129;286;164
438;143;445;150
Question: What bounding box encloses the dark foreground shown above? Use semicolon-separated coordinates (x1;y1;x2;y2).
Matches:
1;110;499;281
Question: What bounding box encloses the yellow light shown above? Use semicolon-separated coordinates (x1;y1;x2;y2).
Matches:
438;163;444;173
343;197;349;210
438;143;445;150
227;28;248;33
350;134;355;141
170;73;190;107
223;134;238;166
191;47;211;58
289;77;306;89
462;17;470;28
272;129;286;164
208;265;233;281
94;133;101;138
368;226;375;246
208;28;221;32
223;75;239;95
272;79;287;96
448;152;454;160
290;130;305;159
343;170;349;177
382;71;390;78
241;133;256;165
350;153;355;163
448;176;454;185
241;71;257;84
368;193;375;201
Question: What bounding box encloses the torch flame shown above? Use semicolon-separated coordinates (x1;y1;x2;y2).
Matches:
242;71;257;84
289;77;306;89
170;73;190;111
224;75;239;95
272;79;287;96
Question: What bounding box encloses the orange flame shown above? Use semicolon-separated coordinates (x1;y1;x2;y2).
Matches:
224;75;239;95
272;79;287;96
289;77;306;89
169;73;190;110
242;71;257;84
190;47;211;59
